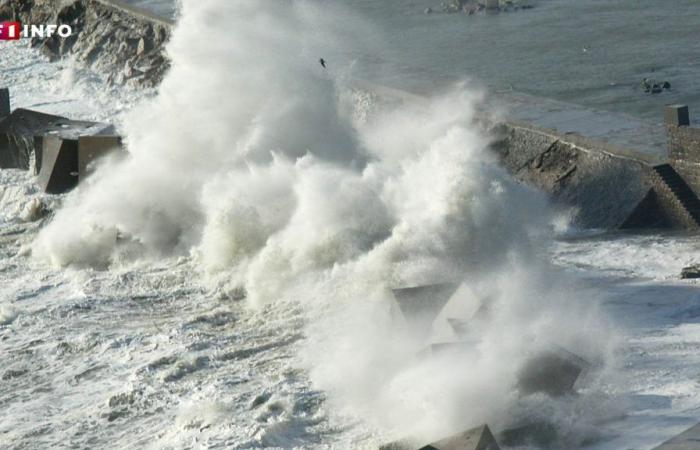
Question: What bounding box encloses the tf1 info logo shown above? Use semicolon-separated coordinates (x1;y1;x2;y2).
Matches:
0;21;73;41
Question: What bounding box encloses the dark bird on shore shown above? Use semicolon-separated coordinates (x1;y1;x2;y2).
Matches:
319;58;326;68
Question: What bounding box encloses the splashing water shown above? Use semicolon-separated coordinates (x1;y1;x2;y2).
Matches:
31;0;616;446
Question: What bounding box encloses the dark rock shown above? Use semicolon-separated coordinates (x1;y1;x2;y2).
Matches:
681;264;700;279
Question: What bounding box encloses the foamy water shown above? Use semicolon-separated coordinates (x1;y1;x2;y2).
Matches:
2;2;700;450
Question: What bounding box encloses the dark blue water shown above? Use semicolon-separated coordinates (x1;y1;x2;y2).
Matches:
130;0;700;121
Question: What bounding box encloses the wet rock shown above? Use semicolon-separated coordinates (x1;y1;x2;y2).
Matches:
0;0;172;88
681;264;700;279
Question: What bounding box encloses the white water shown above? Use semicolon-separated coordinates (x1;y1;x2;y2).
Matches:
2;1;700;449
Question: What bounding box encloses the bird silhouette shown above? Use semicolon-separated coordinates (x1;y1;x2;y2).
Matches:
319;58;326;68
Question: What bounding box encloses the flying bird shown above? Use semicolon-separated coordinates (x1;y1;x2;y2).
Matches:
319;58;326;69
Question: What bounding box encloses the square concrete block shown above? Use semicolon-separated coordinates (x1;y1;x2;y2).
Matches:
652;422;700;449
665;104;690;127
78;135;122;180
517;347;588;397
420;425;501;450
392;283;459;325
0;88;9;118
380;425;501;450
37;136;79;194
0;109;67;170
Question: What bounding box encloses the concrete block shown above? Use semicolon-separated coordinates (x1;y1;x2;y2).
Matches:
517;347;588;397
421;425;501;450
416;341;478;359
37;136;79;194
665;105;690;127
497;421;558;449
0;109;66;170
485;0;500;10
78;135;122;179
652;422;700;449
380;424;501;450
392;283;460;333
0;88;9;118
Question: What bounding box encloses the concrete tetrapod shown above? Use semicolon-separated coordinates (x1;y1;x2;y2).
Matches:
516;347;589;397
391;283;460;336
380;424;501;450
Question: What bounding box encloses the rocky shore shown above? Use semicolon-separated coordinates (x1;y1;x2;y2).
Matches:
0;0;172;88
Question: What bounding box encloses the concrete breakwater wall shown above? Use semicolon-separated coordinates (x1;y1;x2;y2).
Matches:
491;120;657;229
4;1;700;231
0;0;172;87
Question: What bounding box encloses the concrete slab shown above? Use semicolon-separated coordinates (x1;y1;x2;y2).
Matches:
517;347;589;397
652;423;700;449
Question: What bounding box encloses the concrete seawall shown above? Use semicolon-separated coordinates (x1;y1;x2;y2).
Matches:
492;119;656;229
4;2;700;231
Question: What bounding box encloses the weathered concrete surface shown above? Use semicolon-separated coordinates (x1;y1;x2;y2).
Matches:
0;88;10;118
651;422;700;450
497;421;558;449
516;347;588;397
0;109;67;170
492;120;657;229
666;106;700;196
78;135;122;179
380;424;501;450
38;132;121;194
38;136;79;194
392;283;459;335
0;0;172;87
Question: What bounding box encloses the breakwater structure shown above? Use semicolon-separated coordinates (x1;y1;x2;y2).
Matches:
491;96;700;231
3;2;700;448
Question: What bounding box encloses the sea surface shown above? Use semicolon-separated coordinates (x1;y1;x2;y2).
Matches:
2;1;700;450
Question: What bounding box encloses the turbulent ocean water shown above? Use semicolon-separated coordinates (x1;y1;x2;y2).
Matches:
2;1;700;449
